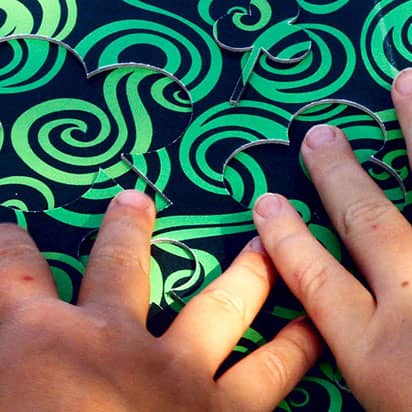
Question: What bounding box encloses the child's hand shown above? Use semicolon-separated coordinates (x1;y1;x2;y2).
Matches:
0;190;320;412
254;69;412;412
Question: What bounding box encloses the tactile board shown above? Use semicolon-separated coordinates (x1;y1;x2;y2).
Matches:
0;1;411;410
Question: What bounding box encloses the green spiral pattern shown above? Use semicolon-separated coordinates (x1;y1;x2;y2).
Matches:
250;23;356;103
76;3;222;102
297;0;350;14
0;1;409;411
0;37;66;93
0;0;77;39
361;0;412;90
0;37;191;210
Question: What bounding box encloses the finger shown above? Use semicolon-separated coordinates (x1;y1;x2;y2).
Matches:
78;190;156;323
217;317;322;412
163;237;275;374
0;224;57;313
392;68;412;165
301;125;412;297
254;194;375;352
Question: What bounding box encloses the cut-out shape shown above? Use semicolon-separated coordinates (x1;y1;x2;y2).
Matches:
121;152;172;210
78;230;202;314
178;100;290;197
224;99;405;210
223;100;405;262
45;168;123;229
0;35;193;212
78;226;201;313
150;239;200;311
213;0;311;104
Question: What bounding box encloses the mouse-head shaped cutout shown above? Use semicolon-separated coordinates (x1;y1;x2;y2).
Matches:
213;0;311;104
0;35;193;212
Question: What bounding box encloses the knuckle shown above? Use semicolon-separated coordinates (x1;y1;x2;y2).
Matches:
10;300;61;341
314;160;352;189
277;335;313;371
105;212;151;234
271;231;305;257
199;287;245;320
235;259;271;289
88;315;119;345
0;242;39;263
93;243;146;272
258;348;290;387
293;258;328;303
341;198;394;237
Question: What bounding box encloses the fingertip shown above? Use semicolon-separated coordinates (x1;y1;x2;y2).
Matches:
392;68;412;98
253;193;286;221
300;125;358;181
301;124;351;155
109;190;156;217
303;124;337;151
243;236;267;255
281;315;324;363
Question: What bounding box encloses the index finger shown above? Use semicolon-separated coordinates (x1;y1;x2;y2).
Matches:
78;190;156;323
300;125;412;299
253;194;374;355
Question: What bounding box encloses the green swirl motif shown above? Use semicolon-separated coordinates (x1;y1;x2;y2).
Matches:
0;0;77;39
213;0;311;104
297;0;350;15
0;35;192;211
180;100;290;195
223;101;404;261
43;251;85;303
0;2;410;411
0;36;66;93
76;5;222;102
250;23;356;104
361;0;412;90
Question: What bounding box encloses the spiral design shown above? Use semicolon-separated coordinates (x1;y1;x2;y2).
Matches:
0;38;192;210
180;101;290;195
297;0;350;14
250;23;356;103
361;0;412;90
0;2;409;410
0;37;66;93
76;3;222;102
0;0;77;39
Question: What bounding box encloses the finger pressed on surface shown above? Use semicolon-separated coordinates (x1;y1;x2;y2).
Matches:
392;68;412;165
301;125;412;298
253;194;374;354
0;224;58;314
78;191;156;324
217;317;321;412
163;237;275;374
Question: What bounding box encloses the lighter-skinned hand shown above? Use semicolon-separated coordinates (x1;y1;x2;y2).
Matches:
254;68;412;412
0;189;321;412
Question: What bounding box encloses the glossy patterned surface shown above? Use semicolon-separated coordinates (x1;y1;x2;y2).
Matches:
0;1;411;410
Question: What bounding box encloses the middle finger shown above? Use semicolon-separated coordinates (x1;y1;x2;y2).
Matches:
162;237;275;375
301;125;412;298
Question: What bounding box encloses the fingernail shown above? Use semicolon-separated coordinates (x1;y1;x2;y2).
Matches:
245;236;266;254
113;190;151;209
254;193;282;219
394;68;412;96
304;125;336;150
